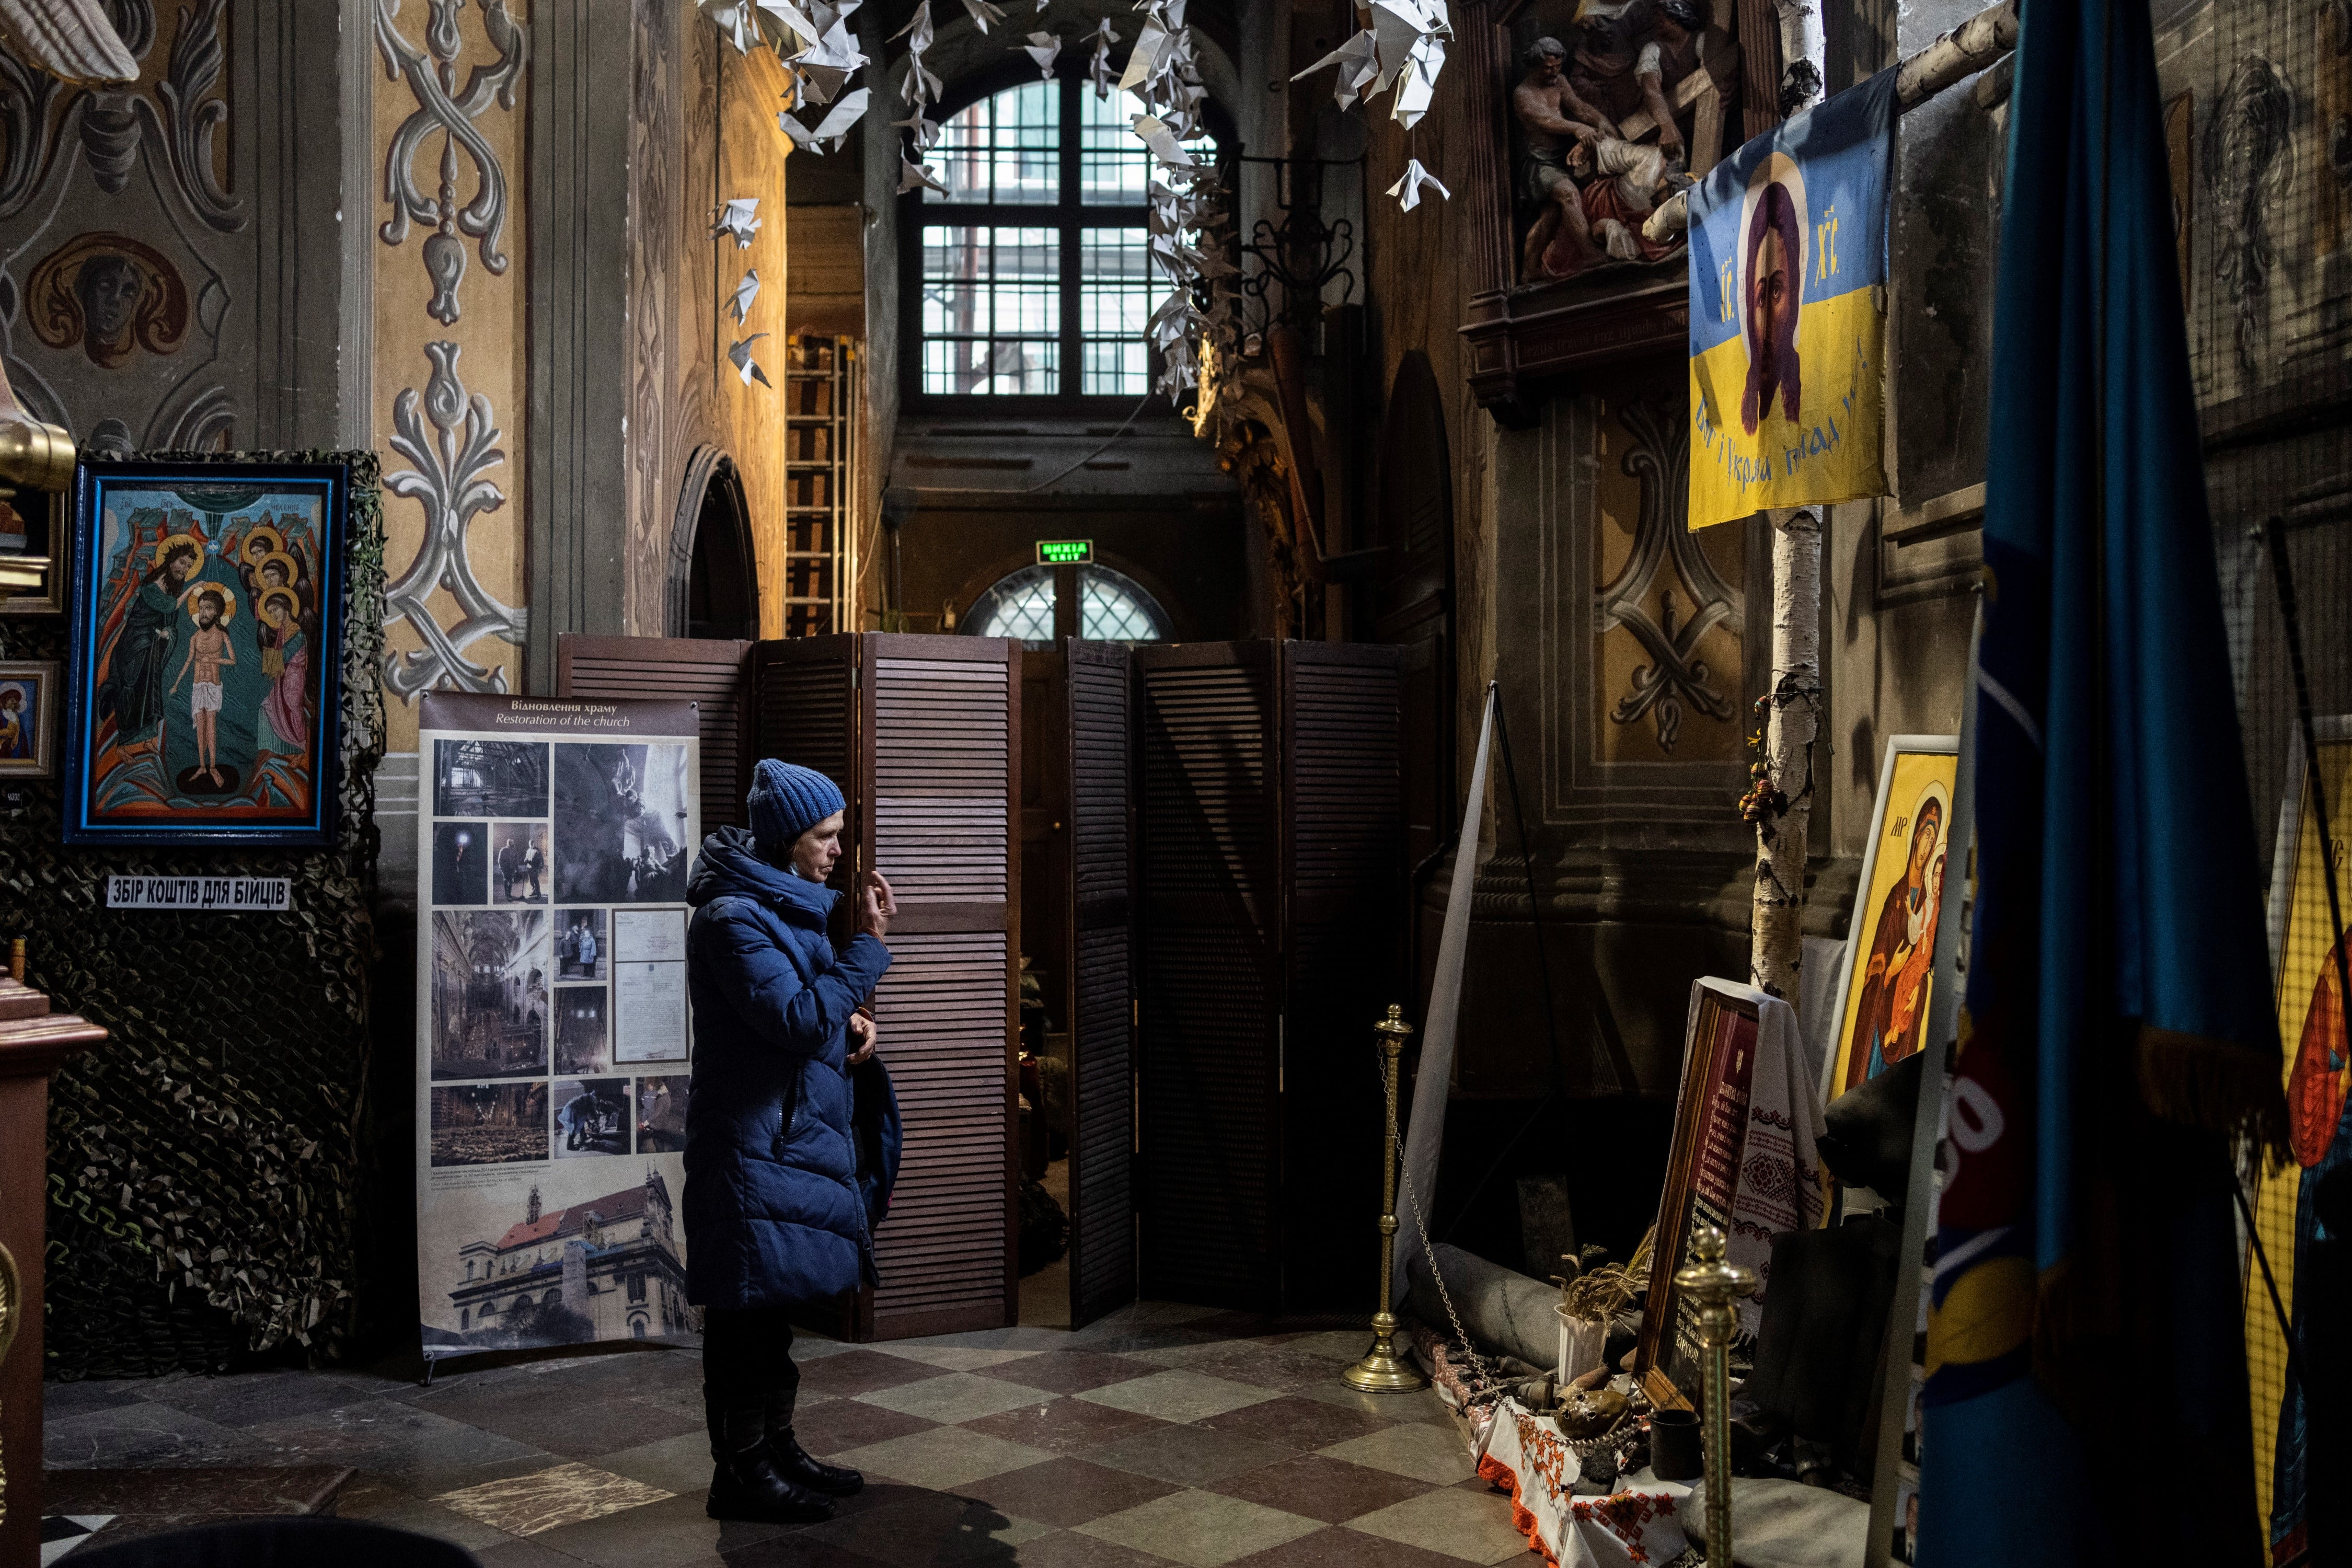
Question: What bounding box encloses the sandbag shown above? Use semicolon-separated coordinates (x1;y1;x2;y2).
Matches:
1402;1241;1561;1368
1686;1477;1871;1568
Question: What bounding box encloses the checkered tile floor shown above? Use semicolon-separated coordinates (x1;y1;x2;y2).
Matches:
45;1302;1532;1567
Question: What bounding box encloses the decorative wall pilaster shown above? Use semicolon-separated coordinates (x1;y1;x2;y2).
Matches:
373;0;531;745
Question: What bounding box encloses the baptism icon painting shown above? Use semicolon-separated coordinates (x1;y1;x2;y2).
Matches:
63;461;347;845
1825;736;1958;1101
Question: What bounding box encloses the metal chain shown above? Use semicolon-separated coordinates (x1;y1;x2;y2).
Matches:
1377;1052;1496;1395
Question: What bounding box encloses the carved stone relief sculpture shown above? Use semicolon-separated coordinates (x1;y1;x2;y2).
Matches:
375;0;527;702
1593;395;1739;754
0;0;244;450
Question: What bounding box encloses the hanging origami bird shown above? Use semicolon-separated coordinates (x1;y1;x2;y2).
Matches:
1386;158;1450;210
710;197;762;246
780;86;871;152
892;109;943;151
1118;14;1174;94
1131;112;1194;168
1014;29;1060;79
898;155;950;194
1087;17;1120;98
1292;28;1380;109
728;270;762;323
959;0;1007;32
728;334;774;387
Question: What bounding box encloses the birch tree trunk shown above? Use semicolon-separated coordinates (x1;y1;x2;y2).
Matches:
1751;508;1822;997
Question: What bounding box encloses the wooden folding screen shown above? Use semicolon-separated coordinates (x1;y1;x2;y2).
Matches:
1135;642;1284;1307
1064;640;1137;1325
752;633;1020;1340
556;636;753;829
1277;642;1405;1306
1133;640;1401;1312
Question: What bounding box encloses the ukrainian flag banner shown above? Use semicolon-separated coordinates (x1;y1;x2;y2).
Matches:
1685;68;1894;531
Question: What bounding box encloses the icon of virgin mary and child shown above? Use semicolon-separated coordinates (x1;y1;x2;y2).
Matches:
93;513;319;806
1841;789;1948;1093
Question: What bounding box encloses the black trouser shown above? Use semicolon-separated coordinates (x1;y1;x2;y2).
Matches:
702;1305;800;1461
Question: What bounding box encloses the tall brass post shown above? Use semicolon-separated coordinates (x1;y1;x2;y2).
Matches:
1344;1005;1427;1392
1673;1225;1758;1566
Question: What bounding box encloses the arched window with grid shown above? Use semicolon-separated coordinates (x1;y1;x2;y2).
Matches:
908;74;1215;403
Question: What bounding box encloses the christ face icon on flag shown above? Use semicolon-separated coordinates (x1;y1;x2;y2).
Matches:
1742;177;1804;434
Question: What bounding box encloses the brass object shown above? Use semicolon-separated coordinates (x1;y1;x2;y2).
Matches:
1672;1225;1758;1566
1343;1005;1428;1392
7;938;21;983
1556;1386;1629;1439
0;416;72;496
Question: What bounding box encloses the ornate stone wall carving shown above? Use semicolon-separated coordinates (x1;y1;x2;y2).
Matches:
376;0;526;327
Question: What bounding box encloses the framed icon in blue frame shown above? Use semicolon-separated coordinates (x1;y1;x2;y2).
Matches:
63;459;348;846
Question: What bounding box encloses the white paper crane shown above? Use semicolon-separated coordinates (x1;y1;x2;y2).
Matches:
710;197;762;247
892;109;943;151
898;154;950;194
1290;0;1451;121
1117;14;1174;94
1292;28;1380;109
728;333;773;387
780;86;870;153
1130;113;1194;168
728;269;762;323
1015;29;1060;79
959;0;1007;32
1386;158;1450;210
698;0;760;53
1087;17;1120;97
787;18;868;104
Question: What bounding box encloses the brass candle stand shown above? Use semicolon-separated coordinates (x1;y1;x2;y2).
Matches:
1672;1225;1758;1567
1343;1005;1428;1393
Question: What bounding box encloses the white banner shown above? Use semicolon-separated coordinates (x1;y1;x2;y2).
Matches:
415;693;702;1364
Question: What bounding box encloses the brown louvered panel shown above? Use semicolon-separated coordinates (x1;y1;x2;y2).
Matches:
869;927;1014;1336
1279;642;1403;1309
557;636;753;831
1066;639;1135;1326
1136;642;1281;1308
860;636;1019;1338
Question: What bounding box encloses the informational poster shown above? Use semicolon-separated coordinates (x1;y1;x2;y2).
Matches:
415;693;701;1363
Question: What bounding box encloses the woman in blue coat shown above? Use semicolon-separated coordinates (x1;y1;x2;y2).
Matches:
685;758;896;1523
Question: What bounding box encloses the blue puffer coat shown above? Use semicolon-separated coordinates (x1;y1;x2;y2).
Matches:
682;828;897;1309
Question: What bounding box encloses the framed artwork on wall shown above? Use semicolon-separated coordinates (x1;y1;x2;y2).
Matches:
1823;735;1959;1105
62;459;348;845
0;660;60;776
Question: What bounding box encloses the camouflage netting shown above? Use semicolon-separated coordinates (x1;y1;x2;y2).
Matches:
0;449;386;1378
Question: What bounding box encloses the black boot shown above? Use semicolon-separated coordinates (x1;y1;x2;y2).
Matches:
705;1394;834;1524
766;1391;862;1496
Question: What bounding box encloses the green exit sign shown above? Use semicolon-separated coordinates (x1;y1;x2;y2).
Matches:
1035;539;1093;565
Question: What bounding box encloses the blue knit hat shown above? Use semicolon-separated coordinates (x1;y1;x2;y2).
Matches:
746;758;846;862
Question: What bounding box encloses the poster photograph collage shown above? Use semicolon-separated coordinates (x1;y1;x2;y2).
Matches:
414;713;702;1354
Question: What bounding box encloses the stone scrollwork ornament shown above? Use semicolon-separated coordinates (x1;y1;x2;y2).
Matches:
376;0;527;327
383;341;526;698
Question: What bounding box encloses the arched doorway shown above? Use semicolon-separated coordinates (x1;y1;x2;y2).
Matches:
669;446;758;640
1369;352;1455;877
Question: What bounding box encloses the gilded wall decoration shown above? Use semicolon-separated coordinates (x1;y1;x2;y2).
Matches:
382;340;526;696
1593;396;1740;757
375;0;527;326
26;230;188;366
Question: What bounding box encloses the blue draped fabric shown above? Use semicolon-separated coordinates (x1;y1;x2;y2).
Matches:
1915;0;2279;1562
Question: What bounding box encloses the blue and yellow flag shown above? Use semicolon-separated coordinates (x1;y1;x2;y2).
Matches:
1917;0;2282;1560
1685;69;1894;530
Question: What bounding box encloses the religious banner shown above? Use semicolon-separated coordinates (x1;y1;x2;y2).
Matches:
415;693;702;1365
1685;68;1896;530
